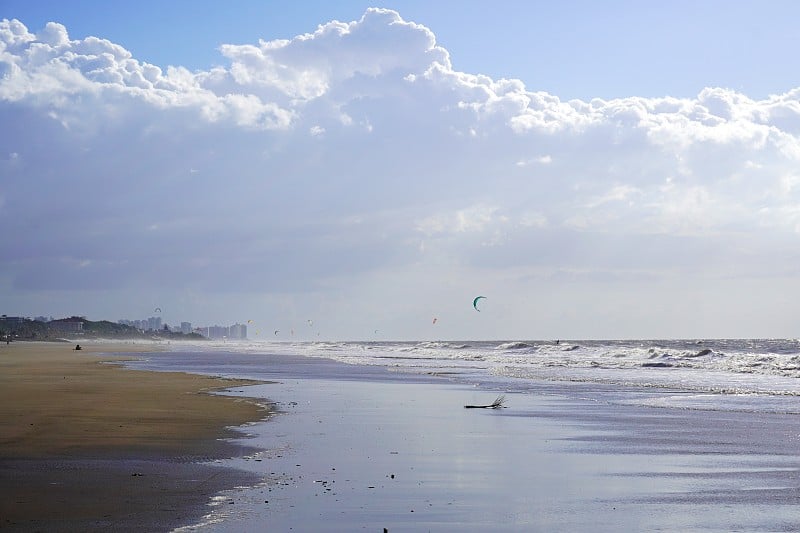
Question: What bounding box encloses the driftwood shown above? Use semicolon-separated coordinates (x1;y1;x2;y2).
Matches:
464;395;507;409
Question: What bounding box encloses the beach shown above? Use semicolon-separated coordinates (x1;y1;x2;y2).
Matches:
5;340;800;531
0;341;269;532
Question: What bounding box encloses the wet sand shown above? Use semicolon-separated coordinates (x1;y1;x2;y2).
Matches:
122;350;800;532
0;341;269;532
208;378;800;532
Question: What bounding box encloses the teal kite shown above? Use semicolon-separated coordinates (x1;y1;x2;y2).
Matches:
473;296;486;311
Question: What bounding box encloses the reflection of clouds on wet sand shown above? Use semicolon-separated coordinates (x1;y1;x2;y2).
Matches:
133;349;800;532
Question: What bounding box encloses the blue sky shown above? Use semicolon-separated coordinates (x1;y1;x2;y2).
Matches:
5;0;800;100
2;2;800;339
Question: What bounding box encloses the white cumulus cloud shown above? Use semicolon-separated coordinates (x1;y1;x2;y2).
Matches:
3;10;800;337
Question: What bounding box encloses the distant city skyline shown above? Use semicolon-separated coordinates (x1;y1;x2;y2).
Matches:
3;313;250;340
117;316;249;340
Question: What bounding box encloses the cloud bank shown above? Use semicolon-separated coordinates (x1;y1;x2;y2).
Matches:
2;9;800;338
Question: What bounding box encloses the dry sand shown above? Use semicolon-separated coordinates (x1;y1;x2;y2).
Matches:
0;341;269;532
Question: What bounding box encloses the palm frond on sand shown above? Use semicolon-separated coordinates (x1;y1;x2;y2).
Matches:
464;394;507;409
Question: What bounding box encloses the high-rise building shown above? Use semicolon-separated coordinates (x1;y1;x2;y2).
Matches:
146;316;162;331
229;323;247;340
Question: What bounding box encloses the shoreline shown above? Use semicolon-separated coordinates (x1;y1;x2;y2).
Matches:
0;341;271;532
125;348;800;532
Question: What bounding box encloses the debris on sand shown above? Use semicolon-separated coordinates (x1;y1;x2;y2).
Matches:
464;395;507;409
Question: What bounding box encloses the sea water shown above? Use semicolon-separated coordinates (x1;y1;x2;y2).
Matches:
130;338;800;414
118;339;800;531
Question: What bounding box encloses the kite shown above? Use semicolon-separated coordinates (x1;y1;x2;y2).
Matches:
274;330;279;336
154;307;161;313
432;317;438;324
472;296;486;312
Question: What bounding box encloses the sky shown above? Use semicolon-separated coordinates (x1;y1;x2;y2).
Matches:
2;1;800;340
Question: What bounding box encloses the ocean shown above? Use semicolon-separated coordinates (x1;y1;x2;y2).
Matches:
117;339;800;531
128;338;800;413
